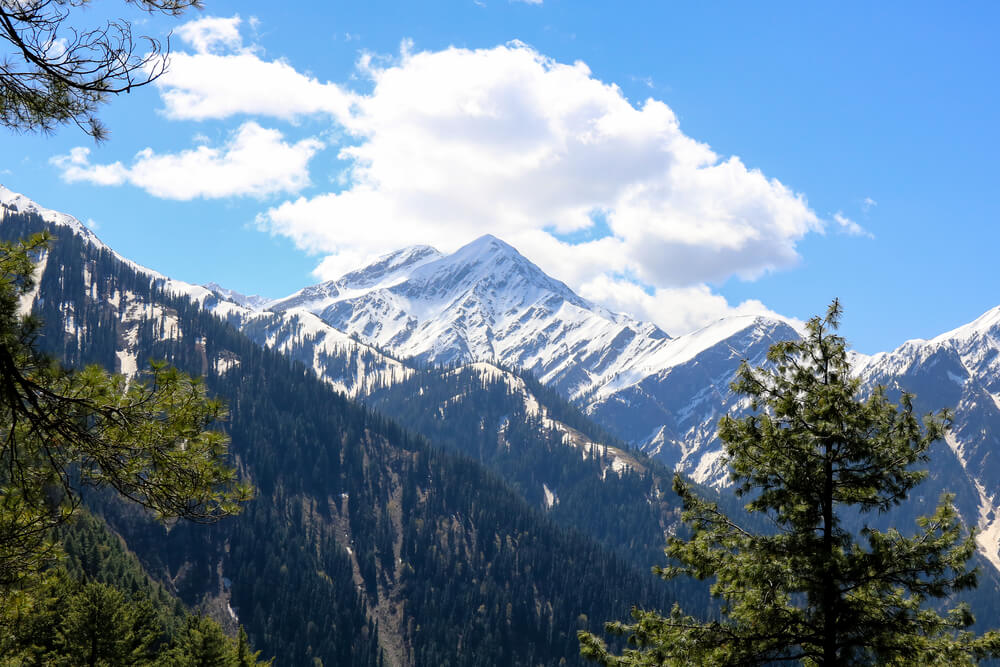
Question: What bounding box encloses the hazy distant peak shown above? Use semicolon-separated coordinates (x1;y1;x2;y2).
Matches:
204;282;271;311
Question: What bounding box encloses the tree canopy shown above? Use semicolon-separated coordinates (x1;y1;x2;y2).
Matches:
580;300;1000;666
1;0;200;139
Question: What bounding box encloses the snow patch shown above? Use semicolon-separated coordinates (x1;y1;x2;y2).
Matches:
945;434;1000;572
116;349;138;377
542;483;558;509
215;355;241;375
17;251;47;316
691;449;727;486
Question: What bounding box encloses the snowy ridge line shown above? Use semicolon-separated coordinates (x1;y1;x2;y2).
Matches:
1;185;409;397
266;234;810;409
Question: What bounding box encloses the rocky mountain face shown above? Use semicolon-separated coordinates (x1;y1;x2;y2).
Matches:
0;185;409;398
263;236;808;487
853;308;1000;570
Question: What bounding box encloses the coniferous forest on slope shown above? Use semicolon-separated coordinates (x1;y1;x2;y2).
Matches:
2;209;689;665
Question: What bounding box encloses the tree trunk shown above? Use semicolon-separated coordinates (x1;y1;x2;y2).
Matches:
822;452;837;665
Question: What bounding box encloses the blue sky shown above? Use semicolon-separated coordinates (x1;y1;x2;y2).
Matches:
2;1;998;353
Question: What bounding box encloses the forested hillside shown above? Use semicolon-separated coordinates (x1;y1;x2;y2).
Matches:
369;364;696;573
2;210;683;665
2;511;264;665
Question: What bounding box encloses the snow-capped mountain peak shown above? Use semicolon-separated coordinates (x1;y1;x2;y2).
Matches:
269;243;444;313
930;304;1000;346
337;244;443;289
269;233;672;396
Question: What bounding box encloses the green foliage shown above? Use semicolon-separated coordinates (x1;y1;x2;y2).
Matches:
0;230;258;660
3;574;158;665
580;300;1000;665
2;574;270;666
0;473;266;664
159;615;272;667
0;233;250;602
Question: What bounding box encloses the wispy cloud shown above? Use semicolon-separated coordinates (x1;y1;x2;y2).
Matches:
833;211;873;238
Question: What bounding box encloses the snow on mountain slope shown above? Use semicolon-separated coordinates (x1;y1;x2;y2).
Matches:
271;234;805;486
1;184;222;308
12;185;1000;570
270;234;673;401
204;282;271;311
586;316;802;485
1;184;107;250
852;304;1000;569
0;185;408;397
454;362;638;477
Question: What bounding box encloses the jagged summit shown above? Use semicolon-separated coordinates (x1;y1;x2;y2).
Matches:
931;303;1000;346
268;233;672;396
271;243;444;313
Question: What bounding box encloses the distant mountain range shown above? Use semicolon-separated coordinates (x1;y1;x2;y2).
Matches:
4;182;1000;578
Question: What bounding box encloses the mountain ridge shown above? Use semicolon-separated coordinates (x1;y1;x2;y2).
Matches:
8;185;1000;574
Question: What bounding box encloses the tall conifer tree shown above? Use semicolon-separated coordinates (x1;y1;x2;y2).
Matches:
580;300;1000;665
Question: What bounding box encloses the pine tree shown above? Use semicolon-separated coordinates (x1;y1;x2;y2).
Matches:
160;615;272;667
1;0;200;139
57;582;160;666
580;300;1000;665
237;626;272;667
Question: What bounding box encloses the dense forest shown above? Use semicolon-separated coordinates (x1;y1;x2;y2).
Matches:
2;511;265;665
370;365;690;571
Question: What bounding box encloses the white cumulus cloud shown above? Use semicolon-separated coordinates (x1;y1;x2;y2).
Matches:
265;43;822;292
154;15;356;121
51;122;322;200
174;15;244;54
155;53;357;121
